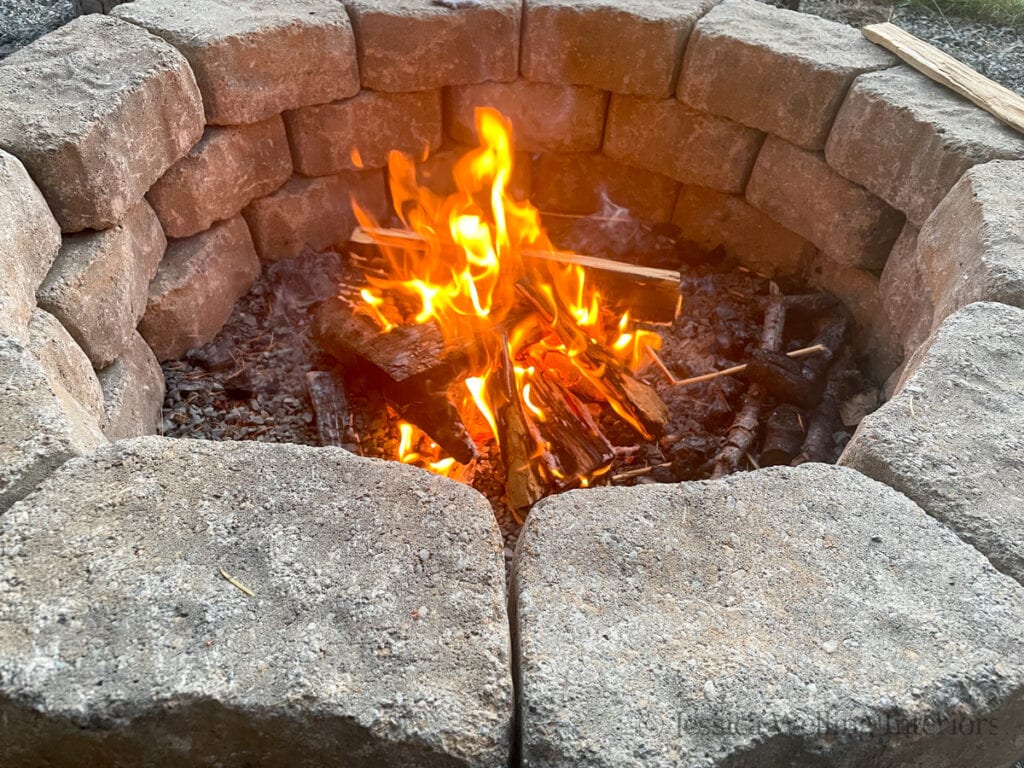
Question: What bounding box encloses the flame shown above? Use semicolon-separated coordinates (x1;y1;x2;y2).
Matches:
353;107;662;487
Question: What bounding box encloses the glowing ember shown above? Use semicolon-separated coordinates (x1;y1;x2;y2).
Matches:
350;107;666;511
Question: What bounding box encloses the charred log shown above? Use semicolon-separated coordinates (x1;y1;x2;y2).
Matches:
760;404;805;466
306;370;360;452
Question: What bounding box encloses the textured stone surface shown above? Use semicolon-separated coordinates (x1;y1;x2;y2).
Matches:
806;257;903;382
673;185;815;277
147;116;293;239
880;224;935;357
0;151;61;338
841;302;1024;585
0;0;77;59
286;90;442;176
531;153;680;223
0;335;105;514
446;82;607;154
96;331;165;440
27;310;104;424
37;200;167;369
747;136;904;270
114;0;359;125
915;160;1024;333
604;95;763;194
514;464;1024;768
345;0;520;92
678;0;895;149
139;215;260;361
0;437;513;767
0;15;203;232
521;0;713;98
826;67;1024;225
244;170;388;262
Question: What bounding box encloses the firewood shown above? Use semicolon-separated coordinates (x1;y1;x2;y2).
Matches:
350;226;682;324
313;297;478;384
659;343;826;387
711;283;786;479
306;370;358;451
760;404;805;466
514;279;670;439
742;348;820;407
528;368;615;483
863;23;1024;135
790;350;854;466
487;340;551;521
391;387;478;465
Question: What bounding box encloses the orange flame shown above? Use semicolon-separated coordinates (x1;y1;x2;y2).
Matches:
353;107;661;482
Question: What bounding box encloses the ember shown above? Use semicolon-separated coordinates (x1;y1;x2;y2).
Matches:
318;108;672;519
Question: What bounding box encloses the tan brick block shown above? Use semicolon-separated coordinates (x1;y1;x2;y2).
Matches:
97;330;165;439
139;216;259;361
0;335;106;514
521;0;713;98
286;91;442;176
0;151;61;339
37;200;167;369
345;0;520;92
746;136;904;270
672;185;814;277
446;81;607;153
879;224;934;358
243;171;388;262
532;153;680;223
28;309;105;425
604;95;762;194
915;160;1024;332
147;116;293;239
826;67;1024;225
114;0;359;125
0;15;203;232
678;0;895;150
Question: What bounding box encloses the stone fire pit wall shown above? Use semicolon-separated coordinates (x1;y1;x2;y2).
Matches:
1;1;1024;766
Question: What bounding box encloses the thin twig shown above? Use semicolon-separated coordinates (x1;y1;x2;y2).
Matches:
668;344;826;388
218;567;255;597
611;462;671;483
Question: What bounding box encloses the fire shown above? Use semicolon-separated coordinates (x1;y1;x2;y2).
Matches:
351;107;663;499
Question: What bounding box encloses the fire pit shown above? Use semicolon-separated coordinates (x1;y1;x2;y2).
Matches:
1;0;1024;766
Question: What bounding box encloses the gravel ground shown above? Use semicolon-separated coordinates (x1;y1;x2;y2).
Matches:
777;0;1024;94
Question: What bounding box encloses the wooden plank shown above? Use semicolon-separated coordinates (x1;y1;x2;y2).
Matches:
350;226;682;323
862;22;1024;135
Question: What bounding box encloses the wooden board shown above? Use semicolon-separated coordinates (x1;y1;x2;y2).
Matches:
863;22;1024;135
349;226;682;324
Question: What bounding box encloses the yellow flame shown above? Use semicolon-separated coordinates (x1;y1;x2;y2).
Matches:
354;107;664;486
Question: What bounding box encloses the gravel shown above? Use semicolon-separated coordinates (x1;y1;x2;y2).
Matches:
773;0;1024;95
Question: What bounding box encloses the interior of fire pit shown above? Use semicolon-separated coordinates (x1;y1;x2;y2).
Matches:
159;106;885;550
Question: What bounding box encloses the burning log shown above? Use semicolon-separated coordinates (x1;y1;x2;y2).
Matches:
528;368;615;485
313;297;478;385
312;298;478;463
487;340;552;520
350;226;682;324
514;278;670;439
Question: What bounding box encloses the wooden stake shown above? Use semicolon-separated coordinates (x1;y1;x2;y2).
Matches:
863;22;1024;135
349;225;682;323
666;344;826;388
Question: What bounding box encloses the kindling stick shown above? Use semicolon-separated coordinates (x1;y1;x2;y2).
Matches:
648;343;827;388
